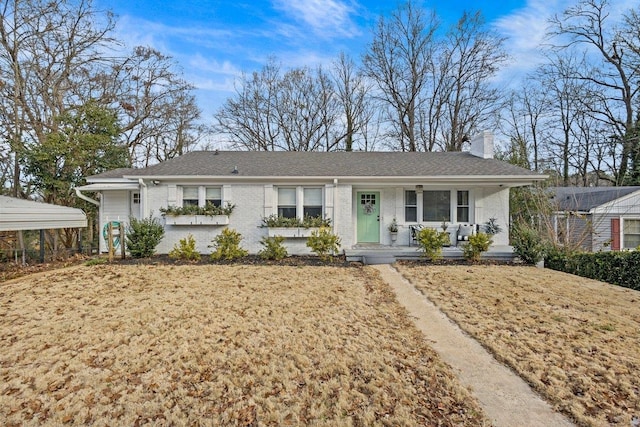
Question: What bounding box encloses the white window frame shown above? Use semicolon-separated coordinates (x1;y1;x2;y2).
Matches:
276;186;324;220
405;188;472;225
622;217;640;250
180;185;223;208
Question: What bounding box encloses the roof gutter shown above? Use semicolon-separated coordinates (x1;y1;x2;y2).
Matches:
75;187;100;206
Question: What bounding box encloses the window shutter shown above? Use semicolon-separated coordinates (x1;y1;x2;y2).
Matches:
611;218;620;251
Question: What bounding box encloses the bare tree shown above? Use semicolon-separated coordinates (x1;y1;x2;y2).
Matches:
362;3;506;152
0;0;116;196
502;85;550;172
436;11;507;151
102;46;203;167
215;60;341;152
330;53;374;151
214;58;282;151
362;1;438;151
549;0;640;184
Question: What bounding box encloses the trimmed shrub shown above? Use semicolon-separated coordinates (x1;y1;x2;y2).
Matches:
306;227;341;262
209;228;248;261
126;216;165;258
462;232;492;262
169;234;201;261
416;228;450;261
259;235;288;260
512;225;545;265
543;245;573;271
546;250;640;290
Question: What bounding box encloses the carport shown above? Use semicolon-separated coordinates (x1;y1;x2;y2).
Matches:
0;196;88;262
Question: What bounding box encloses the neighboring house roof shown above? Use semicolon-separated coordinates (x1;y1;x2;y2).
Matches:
550;186;640;212
88;151;544;181
0;196;87;231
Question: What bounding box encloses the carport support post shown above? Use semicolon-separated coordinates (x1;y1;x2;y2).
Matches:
108;222;114;262
119;222;125;259
39;229;45;263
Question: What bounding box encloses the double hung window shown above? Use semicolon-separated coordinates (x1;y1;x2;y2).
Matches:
277;188;297;218
182;187;199;207
405;191;417;222
205;187;222;207
181;186;222;208
457;191;469;223
623;219;640;249
277;187;324;219
303;188;323;218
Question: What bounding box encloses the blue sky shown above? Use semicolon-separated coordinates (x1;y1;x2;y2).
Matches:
92;0;610;121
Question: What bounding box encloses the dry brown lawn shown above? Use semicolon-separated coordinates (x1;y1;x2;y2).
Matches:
397;264;640;427
0;264;488;426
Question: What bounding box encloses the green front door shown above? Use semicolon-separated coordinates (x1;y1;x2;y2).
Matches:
357;192;380;243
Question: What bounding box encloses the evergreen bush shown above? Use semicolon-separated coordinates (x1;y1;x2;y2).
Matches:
512;225;545;265
169;234;201;261
209;228;248;261
258;235;288;260
462;232;492;262
126;216;165;258
306;227;341;262
416;228;449;261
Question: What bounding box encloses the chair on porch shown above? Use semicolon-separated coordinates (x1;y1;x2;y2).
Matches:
456;224;476;246
409;224;423;246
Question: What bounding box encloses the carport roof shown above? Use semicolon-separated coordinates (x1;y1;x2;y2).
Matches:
0;196;87;231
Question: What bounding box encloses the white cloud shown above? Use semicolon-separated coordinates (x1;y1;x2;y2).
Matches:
272;0;362;39
492;0;573;85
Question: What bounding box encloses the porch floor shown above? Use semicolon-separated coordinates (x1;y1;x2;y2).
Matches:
344;244;515;265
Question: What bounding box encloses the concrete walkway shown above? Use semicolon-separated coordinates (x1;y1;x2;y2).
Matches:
373;264;575;427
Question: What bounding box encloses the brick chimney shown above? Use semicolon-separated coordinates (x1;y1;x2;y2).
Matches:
469;131;494;159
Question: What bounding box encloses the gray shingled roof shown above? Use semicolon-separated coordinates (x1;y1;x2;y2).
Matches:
550;186;640;211
89;151;543;179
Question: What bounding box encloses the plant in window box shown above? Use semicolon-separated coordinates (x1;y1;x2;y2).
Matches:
262;214;331;238
160;202;235;225
302;215;331;228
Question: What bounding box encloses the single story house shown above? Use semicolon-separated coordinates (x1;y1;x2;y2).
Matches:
78;132;546;255
550;186;640;251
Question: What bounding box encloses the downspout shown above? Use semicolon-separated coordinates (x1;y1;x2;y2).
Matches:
138;179;148;218
333;178;338;233
75;188;100;206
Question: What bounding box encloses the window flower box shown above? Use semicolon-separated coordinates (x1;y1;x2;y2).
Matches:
167;215;230;226
267;227;320;238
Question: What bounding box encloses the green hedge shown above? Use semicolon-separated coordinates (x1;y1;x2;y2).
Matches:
545;249;640;290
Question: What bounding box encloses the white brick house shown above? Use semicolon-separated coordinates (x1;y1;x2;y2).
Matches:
78;132;546;255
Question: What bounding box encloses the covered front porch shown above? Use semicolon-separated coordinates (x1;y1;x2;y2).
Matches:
344;244;516;265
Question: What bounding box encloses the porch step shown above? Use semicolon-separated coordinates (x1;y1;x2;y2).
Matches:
359;254;397;265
